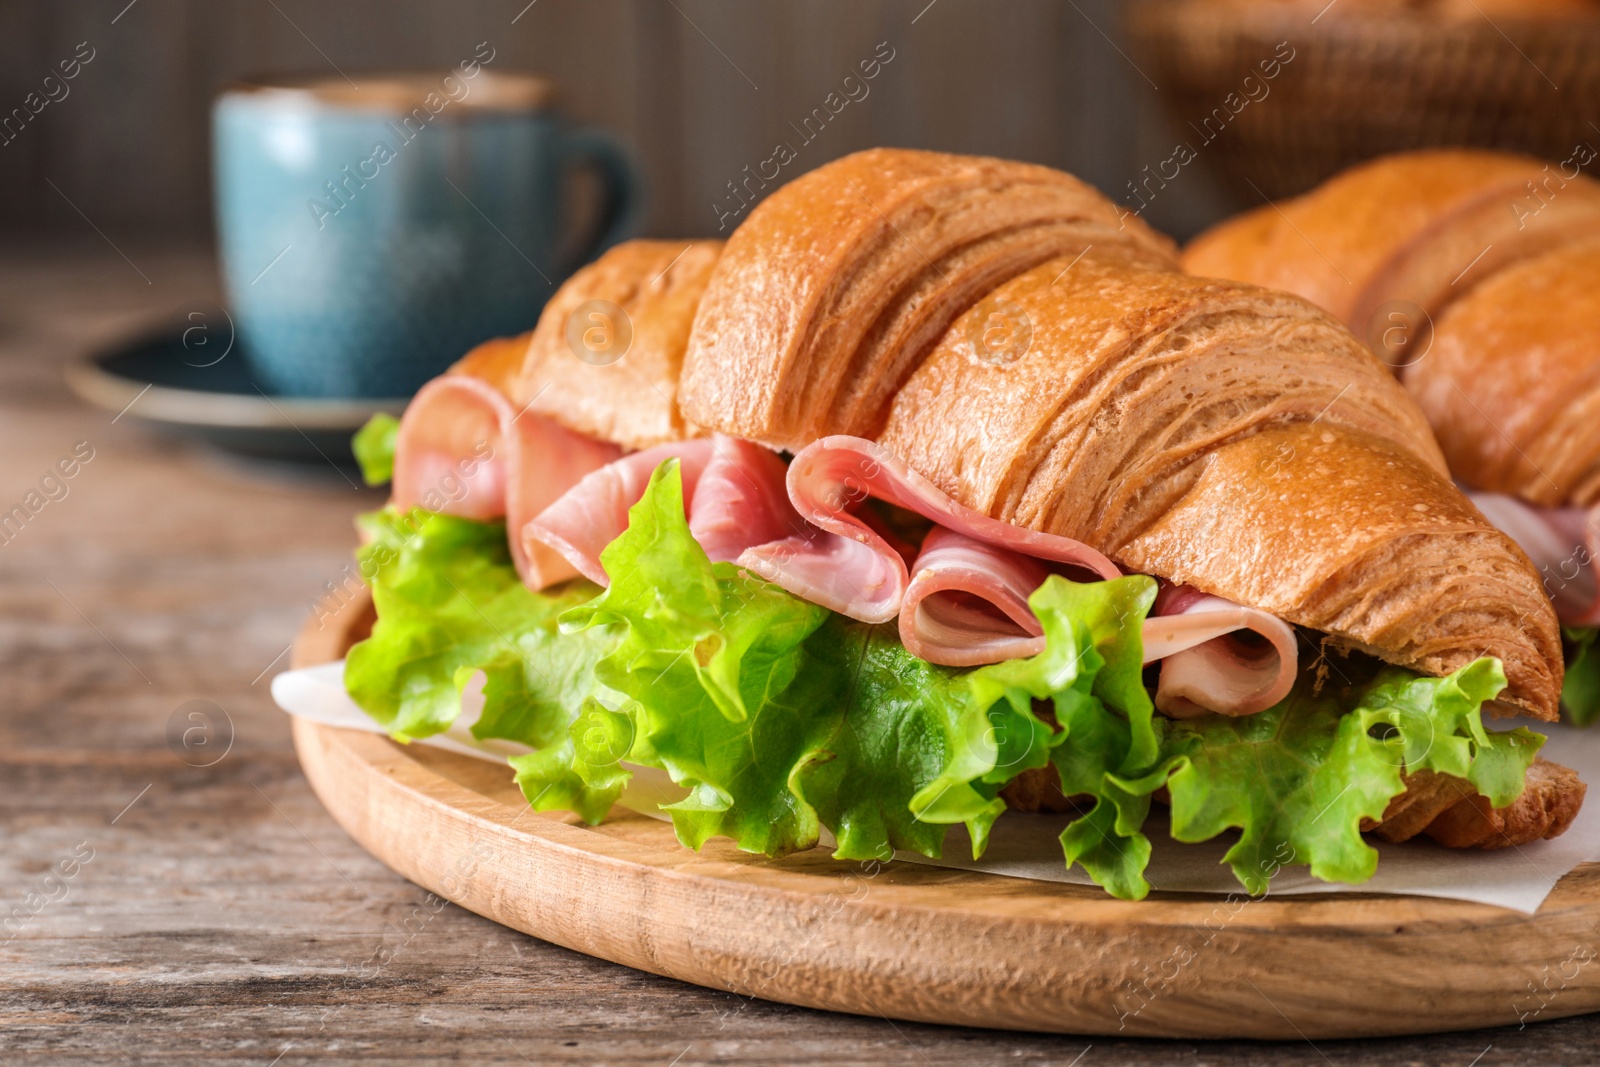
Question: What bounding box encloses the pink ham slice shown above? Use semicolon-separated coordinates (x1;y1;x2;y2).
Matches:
686;437;805;564
392;375;621;587
1142;583;1298;718
524;435;805;586
899;529;1297;715
737;436;1121;624
525;439;715;585
1470;492;1600;625
898;527;1054;666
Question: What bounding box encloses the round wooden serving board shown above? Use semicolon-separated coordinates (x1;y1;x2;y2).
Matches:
292;592;1600;1039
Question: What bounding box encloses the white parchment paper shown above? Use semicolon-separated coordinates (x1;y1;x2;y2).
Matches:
273;661;1600;914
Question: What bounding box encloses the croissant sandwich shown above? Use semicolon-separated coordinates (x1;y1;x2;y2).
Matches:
344;149;1582;901
1185;147;1600;725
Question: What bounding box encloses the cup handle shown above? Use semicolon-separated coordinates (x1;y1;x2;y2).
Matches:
559;126;643;275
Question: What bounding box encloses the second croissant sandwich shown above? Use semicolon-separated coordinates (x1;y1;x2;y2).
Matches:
344;149;1582;900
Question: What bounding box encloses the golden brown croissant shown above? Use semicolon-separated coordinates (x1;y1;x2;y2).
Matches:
1204;0;1599;16
679;147;1178;447
1365;759;1587;849
1412;238;1600;506
418;150;1574;850
1183;148;1600;506
1421;757;1587;848
673;150;1562;720
451;239;723;450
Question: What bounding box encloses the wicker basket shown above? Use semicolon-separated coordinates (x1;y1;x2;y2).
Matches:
1124;0;1600;204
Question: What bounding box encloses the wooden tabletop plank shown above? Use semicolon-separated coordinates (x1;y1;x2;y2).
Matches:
2;244;1598;1064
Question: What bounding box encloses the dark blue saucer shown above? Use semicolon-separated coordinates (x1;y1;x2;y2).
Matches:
67;330;406;471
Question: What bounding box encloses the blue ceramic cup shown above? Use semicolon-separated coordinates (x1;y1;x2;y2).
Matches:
214;66;640;397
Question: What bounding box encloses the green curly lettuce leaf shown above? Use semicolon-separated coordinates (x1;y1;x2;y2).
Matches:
511;458;1540;902
516;462;1086;860
352;412;400;487
790;613;1055;862
343;506;617;745
519;459;833;853
905;575;1162;898
518;459;1157;871
1149;659;1544;894
1562;626;1600;727
509;697;638;824
374;458;1548;904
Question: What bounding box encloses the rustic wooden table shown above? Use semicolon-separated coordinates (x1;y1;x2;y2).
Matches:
4;244;1597;1065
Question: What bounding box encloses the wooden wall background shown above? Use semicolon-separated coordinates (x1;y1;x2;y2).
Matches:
0;0;1230;246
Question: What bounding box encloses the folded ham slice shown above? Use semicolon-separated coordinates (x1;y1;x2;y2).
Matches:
524;435;804;585
900;529;1297;715
684;437;803;565
392;374;621;587
1143;583;1298;718
1470;492;1600;626
736;436;1122;624
898;527;1055;666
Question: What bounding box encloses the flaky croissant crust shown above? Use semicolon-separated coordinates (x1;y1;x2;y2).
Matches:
472;239;724;451
680;147;1178;447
